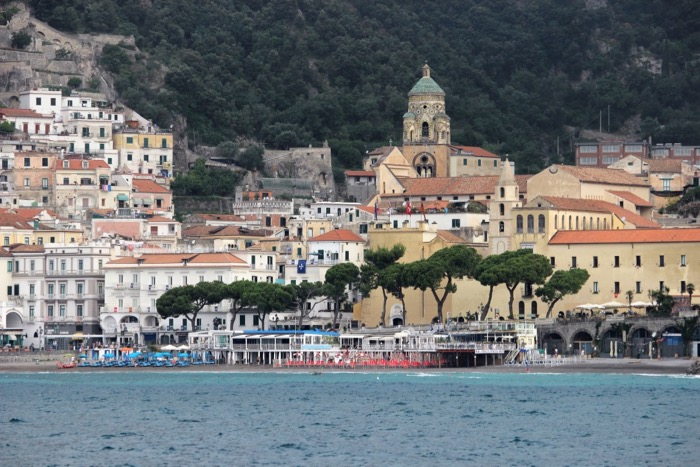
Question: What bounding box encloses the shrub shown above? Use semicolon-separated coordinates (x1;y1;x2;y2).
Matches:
11;31;31;50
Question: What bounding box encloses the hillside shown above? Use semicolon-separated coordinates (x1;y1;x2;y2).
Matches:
19;0;700;173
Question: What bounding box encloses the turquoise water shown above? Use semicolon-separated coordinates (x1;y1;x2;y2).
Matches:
1;371;698;466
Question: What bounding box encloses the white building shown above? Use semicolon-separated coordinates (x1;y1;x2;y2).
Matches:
101;252;251;346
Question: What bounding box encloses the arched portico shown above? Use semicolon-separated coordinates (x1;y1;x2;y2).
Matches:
570;329;594;355
541;332;565;355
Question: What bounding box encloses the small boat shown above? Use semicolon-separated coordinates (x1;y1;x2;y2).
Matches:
56;361;77;369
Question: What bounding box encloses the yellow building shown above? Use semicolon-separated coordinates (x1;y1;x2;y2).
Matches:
112;129;173;177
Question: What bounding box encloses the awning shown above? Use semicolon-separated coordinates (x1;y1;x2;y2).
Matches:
7;334;17;341
71;332;84;340
117;194;129;201
132;198;142;204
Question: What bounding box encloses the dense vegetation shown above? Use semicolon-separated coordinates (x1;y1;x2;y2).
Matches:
27;0;700;173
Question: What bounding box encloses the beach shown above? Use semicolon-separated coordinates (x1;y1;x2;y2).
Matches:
0;355;696;375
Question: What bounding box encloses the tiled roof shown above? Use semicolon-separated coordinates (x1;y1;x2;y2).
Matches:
182;225;269;238
537;196;658;228
0;108;49;118
56;159;110;170
607;190;653;207
383;175;530;198
556;165;650;186
345;170;376;177
147;216;177;223
449;145;499;158
408;76;444;95
0;207;59;220
132;178;170;193
549;228;700;245
649;159;683;173
0;213;31;229
193;214;244;222
107;252;246;266
435;230;467;243
309;229;365;243
7;244;45;253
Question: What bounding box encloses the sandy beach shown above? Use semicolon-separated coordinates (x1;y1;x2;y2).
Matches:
0;356;697;375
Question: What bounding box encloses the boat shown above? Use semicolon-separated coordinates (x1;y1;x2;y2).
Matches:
56;361;78;369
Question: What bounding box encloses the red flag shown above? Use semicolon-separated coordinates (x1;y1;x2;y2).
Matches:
405;202;412;215
420;202;427;222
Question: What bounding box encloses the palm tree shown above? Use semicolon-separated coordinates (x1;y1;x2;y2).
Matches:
687;283;695;311
676;316;699;357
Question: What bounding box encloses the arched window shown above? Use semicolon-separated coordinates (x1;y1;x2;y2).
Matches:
527;215;534;233
499;221;505;232
582;217;587;230
500;187;505;198
421;122;429;137
596;218;600;229
603;218;607;229
555;216;558;229
499;203;505;216
516;215;523;233
568;215;572;230
561;215;565;230
575;216;579;230
518;301;525;320
531;301;538;319
538;214;545;233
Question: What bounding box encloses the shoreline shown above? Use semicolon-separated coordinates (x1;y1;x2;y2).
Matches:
0;357;696;375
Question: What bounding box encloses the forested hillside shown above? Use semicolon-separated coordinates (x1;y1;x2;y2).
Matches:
26;0;700;173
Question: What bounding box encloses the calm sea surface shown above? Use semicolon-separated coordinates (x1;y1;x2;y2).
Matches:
0;370;698;467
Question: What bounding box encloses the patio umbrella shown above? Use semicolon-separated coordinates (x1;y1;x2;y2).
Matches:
177;352;190;358
576;304;596;310
177;345;190;350
601;301;626;309
161;345;177;351
630;301;651;308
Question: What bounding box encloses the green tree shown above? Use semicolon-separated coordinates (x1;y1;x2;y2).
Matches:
286;281;329;329
404;245;481;324
246;282;293;330
223;280;257;330
359;244;405;327
675;315;699;357
687;283;695;309
11;30;31;50
67;77;82;89
0;121;15;134
650;286;674;316
383;263;409;326
156;281;227;331
493;249;553;319
237;145;265;172
535;268;590;318
325;262;360;329
215;141;238;163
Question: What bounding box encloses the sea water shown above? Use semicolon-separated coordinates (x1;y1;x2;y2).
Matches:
0;371;698;466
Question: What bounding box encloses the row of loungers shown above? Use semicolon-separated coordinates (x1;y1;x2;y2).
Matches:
283;359;440;368
77;360;216;368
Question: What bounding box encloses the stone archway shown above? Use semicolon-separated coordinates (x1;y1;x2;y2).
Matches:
630;327;653;359
571;329;594;355
389;303;404;327
541;332;565;356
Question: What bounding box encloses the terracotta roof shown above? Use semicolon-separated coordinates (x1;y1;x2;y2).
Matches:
147;216;177;223
132;178;170;194
449;145;499;158
345;170;376;177
649;159;683;173
182;225;269;238
555;165;650;186
537;196;658;228
55;159;110;170
107;252;246;266
0;108;49;118
7;244;45;253
607;191;653;207
435;230;467;243
549;228;700;245
383;175;529;198
192;214;244;222
309;229;365;243
0;207;59;220
0;213;31;229
357;205;379;216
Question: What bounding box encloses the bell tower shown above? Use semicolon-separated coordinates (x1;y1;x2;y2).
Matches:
401;64;451;177
489;158;520;254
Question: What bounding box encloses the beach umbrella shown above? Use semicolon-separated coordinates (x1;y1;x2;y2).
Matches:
162;344;177;351
601;301;626;309
630;301;651;308
576;304;596;310
78;354;87;359
177;345;190;350
177;352;190;358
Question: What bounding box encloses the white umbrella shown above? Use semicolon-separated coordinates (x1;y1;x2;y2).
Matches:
601;301;626;309
576;304;596;310
177;344;190;350
630;301;651;308
161;344;177;351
